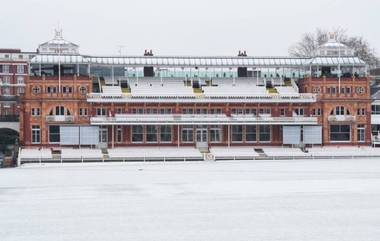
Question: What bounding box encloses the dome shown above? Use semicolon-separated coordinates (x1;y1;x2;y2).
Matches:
317;33;354;57
38;29;79;55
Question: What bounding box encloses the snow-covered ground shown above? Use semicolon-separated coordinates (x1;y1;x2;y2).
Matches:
1;159;380;241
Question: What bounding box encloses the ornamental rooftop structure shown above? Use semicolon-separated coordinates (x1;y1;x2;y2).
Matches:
37;29;79;55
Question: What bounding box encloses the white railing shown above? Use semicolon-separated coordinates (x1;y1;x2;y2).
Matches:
327;115;356;122
90;114;318;125
86;93;316;103
291;79;299;92
46;115;74;122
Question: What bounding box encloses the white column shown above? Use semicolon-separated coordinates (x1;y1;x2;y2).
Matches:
228;125;230;147
177;125;180;148
112;125;115;149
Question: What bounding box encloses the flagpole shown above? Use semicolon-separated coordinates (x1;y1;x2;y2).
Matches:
338;35;341;94
58;29;61;94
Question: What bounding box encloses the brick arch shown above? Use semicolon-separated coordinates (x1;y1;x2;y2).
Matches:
48;105;73;116
328;105;354;116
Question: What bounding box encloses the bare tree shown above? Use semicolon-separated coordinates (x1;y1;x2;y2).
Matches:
289;28;379;67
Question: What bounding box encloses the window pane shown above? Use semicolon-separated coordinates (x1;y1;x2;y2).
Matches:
49;125;60;143
132;126;143;142
246;126;256;142
259;126;271;142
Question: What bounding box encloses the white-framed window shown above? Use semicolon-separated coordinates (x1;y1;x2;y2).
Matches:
232;125;243;142
116;108;123;114
3;76;10;84
17;76;24;84
331;106;350;116
132;125;144;143
259;125;271;142
79;108;88;116
49;106;71;116
330;125;351;142
357;108;366;116
2;87;10;95
245;108;257;116
181;125;194;143
99;126;108;143
280;109;286;117
160;125;172;143
196;108;208;114
62;86;73;93
48;125;60;143
146;108;158;114
46;86;57;93
210;125;222;143
146;126;158;143
312;108;322;116
17;65;24;74
2;65;9;73
259;108;271;116
294;108;304;116
96;108;106;116
182;108;193;114
372;105;380;115
131;108;144;114
31;108;41;116
31;125;41;144
209;109;222;114
116;125;123;143
246;125;257;142
357;124;365;143
17;87;24;95
232;108;244;115
159;108;172;114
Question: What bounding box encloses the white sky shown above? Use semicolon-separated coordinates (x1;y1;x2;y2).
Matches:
1;0;378;56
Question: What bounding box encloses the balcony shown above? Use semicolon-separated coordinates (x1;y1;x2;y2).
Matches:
46;115;74;123
90;114;318;126
0;96;20;102
0;115;19;122
86;93;317;104
327;115;356;122
371;115;380;125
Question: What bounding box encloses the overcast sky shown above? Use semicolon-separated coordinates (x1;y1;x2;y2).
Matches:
1;0;378;56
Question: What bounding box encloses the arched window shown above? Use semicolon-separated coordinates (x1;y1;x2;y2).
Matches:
330;106;350;116
49;106;71;116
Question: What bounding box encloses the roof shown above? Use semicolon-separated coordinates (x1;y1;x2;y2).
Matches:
307;57;365;66
0;49;21;53
30;55;367;67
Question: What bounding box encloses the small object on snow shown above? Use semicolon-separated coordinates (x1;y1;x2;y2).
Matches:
138;168;143;171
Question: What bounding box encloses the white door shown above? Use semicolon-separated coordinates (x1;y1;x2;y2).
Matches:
196;128;208;143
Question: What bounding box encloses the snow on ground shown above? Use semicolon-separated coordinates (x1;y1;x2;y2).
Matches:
1;159;380;241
